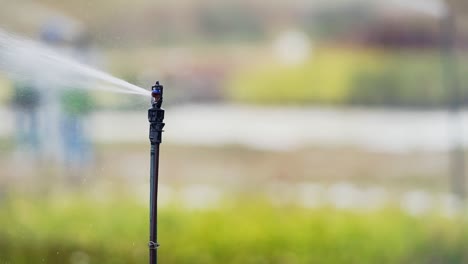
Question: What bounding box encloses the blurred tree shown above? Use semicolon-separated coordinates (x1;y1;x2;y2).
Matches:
60;88;94;175
12;81;41;155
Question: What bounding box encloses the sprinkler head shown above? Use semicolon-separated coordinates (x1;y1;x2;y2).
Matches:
151;81;163;108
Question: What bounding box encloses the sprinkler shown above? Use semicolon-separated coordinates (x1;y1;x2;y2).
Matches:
148;81;165;264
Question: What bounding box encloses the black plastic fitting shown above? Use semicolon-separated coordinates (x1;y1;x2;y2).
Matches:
148;81;165;144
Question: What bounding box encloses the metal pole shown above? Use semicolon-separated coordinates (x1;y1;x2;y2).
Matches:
440;11;466;203
148;81;165;264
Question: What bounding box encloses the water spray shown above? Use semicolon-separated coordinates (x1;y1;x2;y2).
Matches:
148;81;165;264
0;28;150;96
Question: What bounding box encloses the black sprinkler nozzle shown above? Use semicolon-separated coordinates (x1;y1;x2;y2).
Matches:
148;81;165;144
151;81;163;108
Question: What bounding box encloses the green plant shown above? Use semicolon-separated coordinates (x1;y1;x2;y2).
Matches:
0;195;467;264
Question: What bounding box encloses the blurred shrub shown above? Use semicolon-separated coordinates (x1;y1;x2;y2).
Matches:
228;48;374;105
349;52;445;107
228;48;468;107
60;89;94;116
0;196;467;264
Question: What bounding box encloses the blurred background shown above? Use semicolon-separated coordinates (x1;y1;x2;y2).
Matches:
1;0;468;263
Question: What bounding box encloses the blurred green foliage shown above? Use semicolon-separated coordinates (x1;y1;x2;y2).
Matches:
350;52;445;107
60;89;94;116
1;196;467;264
228;48;468;107
228;48;368;105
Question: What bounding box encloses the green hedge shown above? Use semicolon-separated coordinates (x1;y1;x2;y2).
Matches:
228;48;468;107
0;196;467;264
